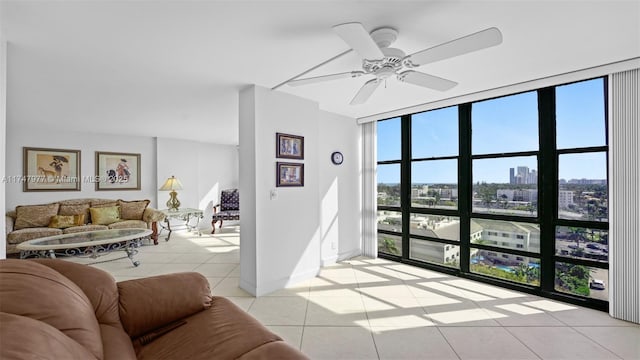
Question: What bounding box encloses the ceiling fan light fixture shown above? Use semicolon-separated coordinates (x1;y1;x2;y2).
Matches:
375;66;396;79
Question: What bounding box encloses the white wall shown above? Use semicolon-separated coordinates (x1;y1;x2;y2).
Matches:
239;85;361;296
5;124;158;210
318;110;361;265
240;85;321;296
0;38;6;259
239;87;257;293
156;137;238;230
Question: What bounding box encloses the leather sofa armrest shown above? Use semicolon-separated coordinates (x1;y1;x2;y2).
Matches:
118;272;212;338
142;207;165;223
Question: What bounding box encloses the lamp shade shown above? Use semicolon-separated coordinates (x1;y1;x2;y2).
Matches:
159;176;183;191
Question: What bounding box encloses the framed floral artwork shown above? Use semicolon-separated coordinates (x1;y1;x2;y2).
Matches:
95;151;141;190
23;147;81;192
276;162;304;187
276;133;304;160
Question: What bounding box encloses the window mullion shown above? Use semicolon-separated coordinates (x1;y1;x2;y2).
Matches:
459;104;472;273
401;115;411;260
538;87;557;293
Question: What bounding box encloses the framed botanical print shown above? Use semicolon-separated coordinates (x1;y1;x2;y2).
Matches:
276;133;304;160
276;162;304;187
23;147;81;191
95;151;141;190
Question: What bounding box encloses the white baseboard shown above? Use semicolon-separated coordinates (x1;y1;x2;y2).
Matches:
338;248;362;262
255;267;319;296
239;277;257;297
321;255;339;267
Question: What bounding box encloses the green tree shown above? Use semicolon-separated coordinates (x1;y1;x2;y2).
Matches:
499;194;509;209
568;226;587;250
380;236;399;255
556;263;593;296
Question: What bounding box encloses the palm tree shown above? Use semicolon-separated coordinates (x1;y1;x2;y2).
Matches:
514;263;528;282
568;226;587;251
434;192;441;206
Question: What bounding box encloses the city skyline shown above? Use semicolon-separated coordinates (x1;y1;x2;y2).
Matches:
377;78;607;184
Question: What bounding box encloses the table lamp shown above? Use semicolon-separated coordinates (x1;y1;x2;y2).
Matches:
159;175;183;211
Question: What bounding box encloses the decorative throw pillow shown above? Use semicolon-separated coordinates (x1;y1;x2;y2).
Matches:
14;203;60;230
89;206;121;225
90;200;118;208
48;214;85;229
59;203;91;224
117;200;150;220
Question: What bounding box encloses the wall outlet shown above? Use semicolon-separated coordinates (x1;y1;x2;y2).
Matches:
270;189;277;200
331;242;336;250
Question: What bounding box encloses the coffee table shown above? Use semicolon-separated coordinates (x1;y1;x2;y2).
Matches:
16;228;152;267
159;208;203;241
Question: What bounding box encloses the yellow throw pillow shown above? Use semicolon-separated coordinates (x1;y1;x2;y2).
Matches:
89;206;121;225
48;214;85;229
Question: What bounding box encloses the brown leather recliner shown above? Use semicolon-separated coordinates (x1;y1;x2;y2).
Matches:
0;259;308;359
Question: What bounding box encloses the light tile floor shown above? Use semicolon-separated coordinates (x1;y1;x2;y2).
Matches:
67;227;639;360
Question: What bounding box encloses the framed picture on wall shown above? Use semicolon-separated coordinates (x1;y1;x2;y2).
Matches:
276;133;304;160
276;162;304;187
95;151;141;190
23;147;81;192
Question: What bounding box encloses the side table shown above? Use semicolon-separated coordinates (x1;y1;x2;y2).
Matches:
159;208;203;241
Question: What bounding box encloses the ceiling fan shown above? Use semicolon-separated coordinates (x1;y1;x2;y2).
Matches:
286;23;503;105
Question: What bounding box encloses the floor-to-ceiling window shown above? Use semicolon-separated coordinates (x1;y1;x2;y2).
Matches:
376;77;609;310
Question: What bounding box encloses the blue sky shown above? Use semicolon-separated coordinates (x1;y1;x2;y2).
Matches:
377;78;607;184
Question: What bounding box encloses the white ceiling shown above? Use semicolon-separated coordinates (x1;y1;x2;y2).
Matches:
2;1;639;145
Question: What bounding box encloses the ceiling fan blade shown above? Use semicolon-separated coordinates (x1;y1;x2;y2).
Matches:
333;22;385;60
350;78;381;105
397;70;457;91
407;27;502;66
287;71;364;87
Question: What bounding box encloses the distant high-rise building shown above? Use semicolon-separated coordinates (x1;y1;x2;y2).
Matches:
558;190;575;209
508;166;537;184
529;169;538;185
517;166;528;184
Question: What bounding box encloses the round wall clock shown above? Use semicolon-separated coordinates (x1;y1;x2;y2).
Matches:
331;151;344;165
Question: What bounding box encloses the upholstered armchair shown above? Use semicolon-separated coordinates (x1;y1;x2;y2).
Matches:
211;189;239;234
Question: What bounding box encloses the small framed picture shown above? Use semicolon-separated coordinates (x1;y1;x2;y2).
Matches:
23;147;81;191
276;162;304;187
95;151;141;190
276;133;304;159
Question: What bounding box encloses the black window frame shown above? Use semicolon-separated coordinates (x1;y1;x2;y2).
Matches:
376;76;609;311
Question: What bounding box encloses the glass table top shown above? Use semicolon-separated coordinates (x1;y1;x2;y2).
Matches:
18;228;152;249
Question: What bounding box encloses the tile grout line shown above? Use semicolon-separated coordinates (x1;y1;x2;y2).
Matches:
569;326;625;360
354;263;382;360
410;273;462;360
433;326;463;360
300;282;312;351
501;326;544;360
